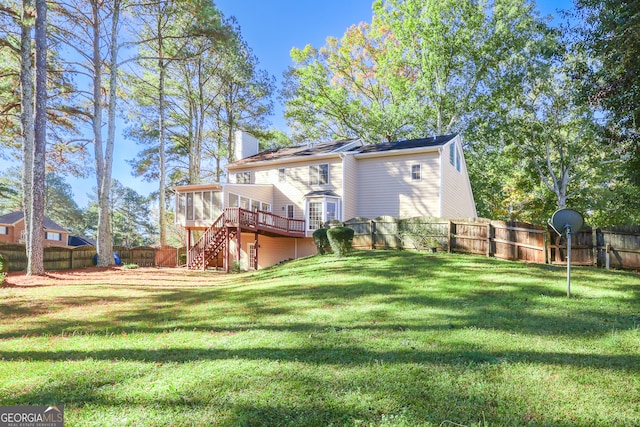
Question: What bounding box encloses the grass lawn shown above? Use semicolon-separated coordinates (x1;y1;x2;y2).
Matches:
0;251;639;426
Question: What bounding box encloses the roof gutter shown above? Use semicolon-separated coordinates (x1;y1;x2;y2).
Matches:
353;145;442;160
226;151;343;170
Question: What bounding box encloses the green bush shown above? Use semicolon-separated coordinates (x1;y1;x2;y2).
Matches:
231;261;242;273
179;253;187;265
121;263;139;269
0;253;7;274
312;228;330;255
327;227;355;257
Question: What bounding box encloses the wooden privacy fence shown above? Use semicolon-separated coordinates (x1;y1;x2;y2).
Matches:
339;217;640;270
0;244;186;272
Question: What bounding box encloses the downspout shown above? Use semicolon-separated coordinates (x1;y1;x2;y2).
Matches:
438;147;444;218
339;153;346;220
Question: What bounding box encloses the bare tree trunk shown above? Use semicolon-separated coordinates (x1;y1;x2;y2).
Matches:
92;0;111;267
157;11;167;247
20;0;34;256
27;0;46;275
101;0;120;262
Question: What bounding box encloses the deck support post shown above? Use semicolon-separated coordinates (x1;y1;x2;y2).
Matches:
254;232;259;270
225;227;230;273
236;225;242;269
187;228;192;266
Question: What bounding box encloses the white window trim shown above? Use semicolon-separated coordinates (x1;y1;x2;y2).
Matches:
411;164;421;181
449;143;461;173
45;231;62;241
305;196;341;230
309;163;329;185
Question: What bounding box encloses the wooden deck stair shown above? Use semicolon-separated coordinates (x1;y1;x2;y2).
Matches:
187;208;305;270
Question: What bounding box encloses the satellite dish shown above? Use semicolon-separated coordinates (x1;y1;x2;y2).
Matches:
550;209;584;236
548;208;584;298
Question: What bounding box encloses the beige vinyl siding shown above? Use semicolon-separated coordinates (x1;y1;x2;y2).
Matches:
356;152;441;219
440;138;477;219
223;184;274;208
342;153;358;220
231;234;316;269
250;157;344;220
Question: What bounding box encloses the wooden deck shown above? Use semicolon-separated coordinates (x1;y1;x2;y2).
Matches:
187;208;305;270
224;207;306;237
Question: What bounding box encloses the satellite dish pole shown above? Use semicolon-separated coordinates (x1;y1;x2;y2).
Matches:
549;208;584;298
566;224;572;297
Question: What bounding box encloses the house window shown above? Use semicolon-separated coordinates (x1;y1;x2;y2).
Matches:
449;143;461;172
309;164;329;185
306;197;341;230
411;164;421;181
0;226;7;235
278;168;286;182
228;193;239;208
239;196;250;209
251;200;261;211
236;171;251;184
194;192;204;220
186;193;194;220
203;191;212;219
308;201;323;230
45;232;62;241
286;204;294;218
261;202;271;212
177;193;186;223
326;201;338;222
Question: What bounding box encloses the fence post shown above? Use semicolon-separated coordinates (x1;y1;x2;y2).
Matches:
448;221;452;253
486;223;493;258
605;243;611;270
544;231;549;264
370;219;375;250
592;228;598;267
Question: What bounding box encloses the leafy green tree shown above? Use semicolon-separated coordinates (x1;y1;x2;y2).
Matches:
576;0;640;186
123;0;228;246
210;23;274;175
283;0;552;143
82;180;156;247
0;169;83;230
44;173;83;234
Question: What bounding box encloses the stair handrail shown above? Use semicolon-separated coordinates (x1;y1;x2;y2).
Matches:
188;211;226;267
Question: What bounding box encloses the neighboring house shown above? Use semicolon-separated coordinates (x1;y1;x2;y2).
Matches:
68;235;97;247
175;131;477;271
0;211;71;248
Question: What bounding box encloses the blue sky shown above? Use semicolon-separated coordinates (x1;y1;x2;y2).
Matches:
3;0;575;207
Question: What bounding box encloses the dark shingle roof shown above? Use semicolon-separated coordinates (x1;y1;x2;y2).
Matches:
228;135;457;167
68;235;96;247
356;134;457;154
230;139;361;166
0;211;68;232
305;190;340;197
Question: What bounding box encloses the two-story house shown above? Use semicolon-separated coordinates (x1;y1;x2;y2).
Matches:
175;131;476;271
0;211;71;247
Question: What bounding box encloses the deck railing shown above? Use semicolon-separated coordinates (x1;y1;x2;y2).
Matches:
224;207;305;236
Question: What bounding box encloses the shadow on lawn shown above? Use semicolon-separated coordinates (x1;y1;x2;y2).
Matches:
1;251;638;341
1;345;638;372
